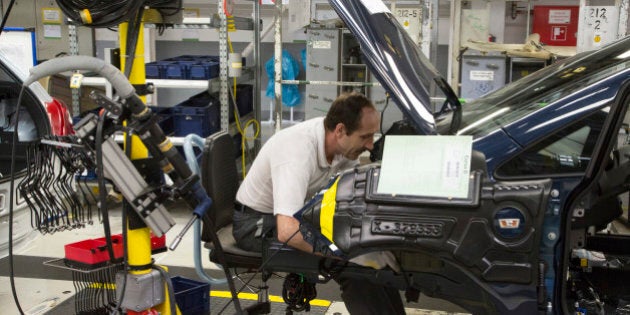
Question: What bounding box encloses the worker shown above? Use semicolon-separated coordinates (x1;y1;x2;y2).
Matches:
232;92;405;314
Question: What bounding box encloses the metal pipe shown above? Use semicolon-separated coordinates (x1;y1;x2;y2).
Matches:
526;1;532;43
618;0;629;39
219;0;229;132
254;0;262;153
274;0;283;133
281;80;381;87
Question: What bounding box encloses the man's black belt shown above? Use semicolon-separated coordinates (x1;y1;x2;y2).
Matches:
234;201;262;215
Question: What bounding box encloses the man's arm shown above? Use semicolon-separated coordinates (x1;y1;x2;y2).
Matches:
276;214;313;253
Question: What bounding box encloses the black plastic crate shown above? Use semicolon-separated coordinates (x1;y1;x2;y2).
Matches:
171;276;210;315
171;92;220;137
234;84;253;116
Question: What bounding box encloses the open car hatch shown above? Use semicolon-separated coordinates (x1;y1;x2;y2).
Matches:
329;0;460;136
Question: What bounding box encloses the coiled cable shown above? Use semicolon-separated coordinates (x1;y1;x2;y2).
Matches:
281;273;317;312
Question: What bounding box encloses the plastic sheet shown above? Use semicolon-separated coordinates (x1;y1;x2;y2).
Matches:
265;50;301;107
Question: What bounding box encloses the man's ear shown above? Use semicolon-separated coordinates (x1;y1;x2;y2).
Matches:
335;123;346;136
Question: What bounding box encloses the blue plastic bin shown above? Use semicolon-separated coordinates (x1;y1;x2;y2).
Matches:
171;92;220;137
148;55;242;80
171;276;210;315
145;61;176;79
145;62;161;79
206;61;220;78
189;63;209;80
148;106;174;135
188;61;220;80
171;56;218;80
165;63;188;79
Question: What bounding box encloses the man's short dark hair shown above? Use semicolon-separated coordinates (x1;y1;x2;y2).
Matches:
324;92;375;135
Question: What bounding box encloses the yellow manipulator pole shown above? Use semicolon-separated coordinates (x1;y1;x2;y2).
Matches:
119;20;179;315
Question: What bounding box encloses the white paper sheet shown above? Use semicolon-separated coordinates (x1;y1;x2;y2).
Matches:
377;135;473;199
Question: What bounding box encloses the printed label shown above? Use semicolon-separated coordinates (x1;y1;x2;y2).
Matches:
312;40;331;49
470;70;494;81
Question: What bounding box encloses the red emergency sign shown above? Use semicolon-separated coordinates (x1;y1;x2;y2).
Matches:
532;5;579;46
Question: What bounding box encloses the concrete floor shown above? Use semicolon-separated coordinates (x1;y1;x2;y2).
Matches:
0;199;469;315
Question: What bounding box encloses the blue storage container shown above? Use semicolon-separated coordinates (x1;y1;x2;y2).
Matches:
165;63;187;79
206;61;220;78
145;61;177;79
189;63;209;80
148;106;174;135
148;55;244;80
145;62;161;79
171;276;210;315
188;61;220;80
171;92;220;137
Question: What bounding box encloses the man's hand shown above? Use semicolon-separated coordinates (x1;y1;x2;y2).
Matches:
276;214;313;253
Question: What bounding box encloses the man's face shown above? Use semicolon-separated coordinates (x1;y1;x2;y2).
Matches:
336;107;380;160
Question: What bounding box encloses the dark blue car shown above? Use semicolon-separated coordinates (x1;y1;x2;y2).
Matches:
281;1;630;314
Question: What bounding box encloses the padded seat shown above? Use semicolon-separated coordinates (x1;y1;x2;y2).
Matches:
199;131;262;264
199;131;272;314
204;225;262;267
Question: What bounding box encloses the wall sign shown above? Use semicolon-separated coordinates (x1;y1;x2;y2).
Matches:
393;6;422;44
579;6;619;51
549;9;572;24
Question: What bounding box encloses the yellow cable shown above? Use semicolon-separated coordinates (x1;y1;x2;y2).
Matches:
227;33;260;179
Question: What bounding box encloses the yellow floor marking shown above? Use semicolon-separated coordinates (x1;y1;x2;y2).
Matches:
210;290;331;307
84;284;332;307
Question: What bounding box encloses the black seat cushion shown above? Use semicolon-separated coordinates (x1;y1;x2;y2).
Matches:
206;224;262;268
200;131;239;242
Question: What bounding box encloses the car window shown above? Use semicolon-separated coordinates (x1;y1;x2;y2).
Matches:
456;37;630;136
0;64;44;180
496;109;607;177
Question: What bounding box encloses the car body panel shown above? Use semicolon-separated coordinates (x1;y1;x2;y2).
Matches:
471;128;522;176
323;0;630;314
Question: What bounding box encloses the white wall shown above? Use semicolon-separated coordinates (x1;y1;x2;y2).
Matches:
437;0;587;45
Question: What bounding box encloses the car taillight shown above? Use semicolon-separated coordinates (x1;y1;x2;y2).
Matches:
46;98;74;136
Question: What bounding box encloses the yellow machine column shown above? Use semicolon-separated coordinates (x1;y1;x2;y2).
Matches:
119;19;179;315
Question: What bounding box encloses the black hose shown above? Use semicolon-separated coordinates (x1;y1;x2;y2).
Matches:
122;6;145;79
153;265;177;315
0;0;16;38
8;86;28;315
110;207;128;315
95;112;117;262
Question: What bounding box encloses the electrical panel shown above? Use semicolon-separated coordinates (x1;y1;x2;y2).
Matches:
460;50;507;100
305;28;341;119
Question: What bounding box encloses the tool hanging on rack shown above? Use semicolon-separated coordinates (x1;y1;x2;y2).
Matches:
18;136;96;234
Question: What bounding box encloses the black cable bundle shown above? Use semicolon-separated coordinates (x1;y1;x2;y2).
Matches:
56;0;142;28
55;0;182;28
281;273;317;313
